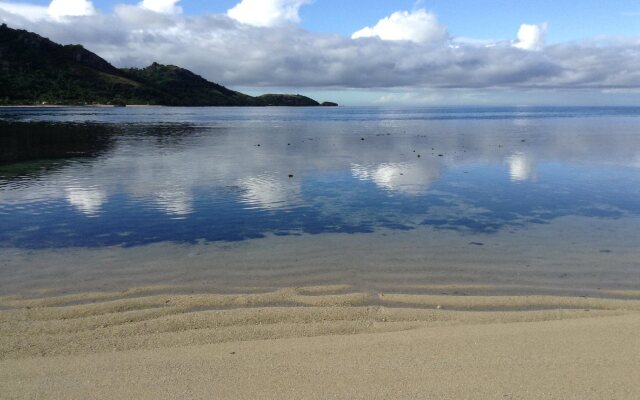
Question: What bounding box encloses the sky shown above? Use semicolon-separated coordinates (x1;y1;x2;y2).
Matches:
1;0;640;105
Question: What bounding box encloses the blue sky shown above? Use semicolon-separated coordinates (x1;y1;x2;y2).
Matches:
20;0;640;41
1;0;640;105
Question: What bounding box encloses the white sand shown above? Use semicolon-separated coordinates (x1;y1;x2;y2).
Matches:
1;285;639;399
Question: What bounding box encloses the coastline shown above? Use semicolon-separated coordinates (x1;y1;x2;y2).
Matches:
2;285;639;399
0;104;337;108
3;216;639;298
2;218;639;397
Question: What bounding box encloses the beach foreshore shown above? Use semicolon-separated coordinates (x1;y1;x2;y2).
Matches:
2;218;639;399
1;284;639;399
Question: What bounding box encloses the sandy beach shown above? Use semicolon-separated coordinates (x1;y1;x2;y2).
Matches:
1;284;639;399
2;105;640;399
1;221;639;398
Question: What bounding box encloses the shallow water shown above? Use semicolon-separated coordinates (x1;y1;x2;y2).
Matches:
1;106;639;295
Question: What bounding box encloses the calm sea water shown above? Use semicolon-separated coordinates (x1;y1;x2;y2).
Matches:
1;106;640;249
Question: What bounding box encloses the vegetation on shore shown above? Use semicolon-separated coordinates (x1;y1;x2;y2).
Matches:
0;24;336;107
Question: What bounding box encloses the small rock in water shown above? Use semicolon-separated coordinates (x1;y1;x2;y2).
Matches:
438;154;443;157
288;174;294;178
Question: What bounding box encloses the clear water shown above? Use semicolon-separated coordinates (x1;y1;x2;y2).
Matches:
1;106;640;249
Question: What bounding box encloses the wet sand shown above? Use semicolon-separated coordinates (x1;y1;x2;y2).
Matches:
1;216;639;398
1;285;639;399
2;216;640;298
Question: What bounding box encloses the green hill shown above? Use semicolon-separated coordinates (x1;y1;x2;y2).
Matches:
257;94;320;107
121;63;261;106
0;24;335;107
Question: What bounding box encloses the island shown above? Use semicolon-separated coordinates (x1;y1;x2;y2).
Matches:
0;24;337;107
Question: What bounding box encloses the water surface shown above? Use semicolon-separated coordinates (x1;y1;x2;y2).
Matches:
1;106;639;295
2;106;640;248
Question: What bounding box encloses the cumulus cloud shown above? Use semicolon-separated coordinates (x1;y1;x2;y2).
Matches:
227;0;312;27
48;0;95;19
352;9;448;44
139;0;181;14
513;23;547;51
0;2;640;95
0;2;47;21
0;0;95;20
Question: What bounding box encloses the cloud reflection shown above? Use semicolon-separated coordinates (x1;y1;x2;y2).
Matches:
2;111;640;225
507;153;536;182
351;162;441;195
238;175;302;210
154;189;192;217
65;187;106;216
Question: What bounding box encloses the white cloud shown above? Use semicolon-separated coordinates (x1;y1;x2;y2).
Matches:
48;0;95;19
0;2;48;21
513;23;547;51
0;0;95;21
227;0;311;27
1;3;640;95
139;0;181;14
352;9;448;44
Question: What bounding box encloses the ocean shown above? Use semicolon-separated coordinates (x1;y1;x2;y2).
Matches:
1;106;639;296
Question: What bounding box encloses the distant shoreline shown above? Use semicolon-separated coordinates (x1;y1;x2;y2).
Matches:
0;104;161;108
0;104;338;108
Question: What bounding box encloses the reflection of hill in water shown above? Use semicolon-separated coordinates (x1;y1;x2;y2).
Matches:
0;121;116;165
1;110;640;247
0;121;204;183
